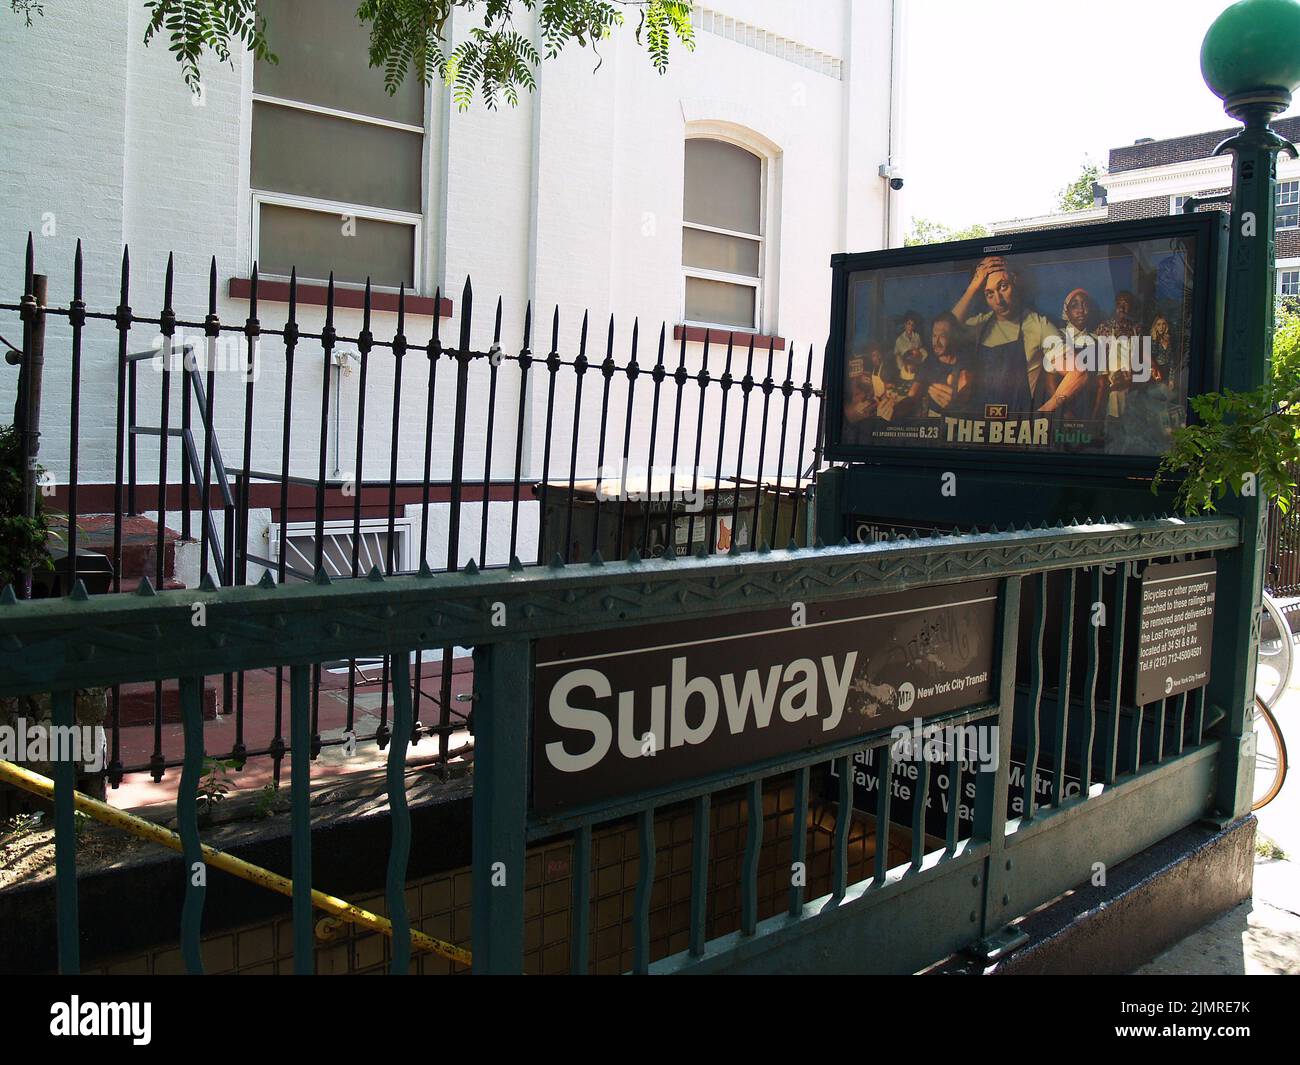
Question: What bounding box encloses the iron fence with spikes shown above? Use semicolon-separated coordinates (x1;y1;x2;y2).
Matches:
1;236;823;789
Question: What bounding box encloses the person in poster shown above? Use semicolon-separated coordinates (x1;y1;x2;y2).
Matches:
1058;287;1106;419
950;256;1087;415
922;311;972;416
1096;290;1141;420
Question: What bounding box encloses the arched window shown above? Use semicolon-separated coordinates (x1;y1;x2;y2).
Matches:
682;138;765;331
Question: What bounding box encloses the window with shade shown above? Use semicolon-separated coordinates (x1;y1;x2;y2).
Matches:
1278;180;1299;231
250;0;425;289
682;138;765;332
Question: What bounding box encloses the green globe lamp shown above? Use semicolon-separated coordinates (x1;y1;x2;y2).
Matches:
1201;0;1300;118
1199;0;1300;820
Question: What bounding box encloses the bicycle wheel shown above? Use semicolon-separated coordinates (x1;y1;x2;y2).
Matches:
1253;693;1289;811
1257;592;1293;712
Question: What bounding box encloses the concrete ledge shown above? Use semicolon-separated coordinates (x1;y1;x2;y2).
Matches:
930;815;1256;975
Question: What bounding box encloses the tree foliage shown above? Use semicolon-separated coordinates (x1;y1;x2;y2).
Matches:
904;217;991;247
1154;304;1300;514
129;0;694;109
1057;159;1102;212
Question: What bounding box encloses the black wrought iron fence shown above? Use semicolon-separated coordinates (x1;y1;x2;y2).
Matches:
1265;486;1300;598
1;235;824;792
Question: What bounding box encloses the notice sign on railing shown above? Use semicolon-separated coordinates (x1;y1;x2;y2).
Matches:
531;580;998;812
1135;559;1217;705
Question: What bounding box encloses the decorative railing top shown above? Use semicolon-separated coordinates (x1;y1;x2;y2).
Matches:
0;516;1238;695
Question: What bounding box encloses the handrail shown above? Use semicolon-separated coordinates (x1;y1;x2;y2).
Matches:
0;515;1241;698
0;759;471;968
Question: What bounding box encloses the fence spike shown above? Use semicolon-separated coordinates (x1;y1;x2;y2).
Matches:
521;300;533;353
285;267;298;329
493;294;503;343
208;255;218;317
325;272;335;331
431;285;442;354
368;565;385;582
0;584;16;605
72;239;84;302
625;547;641;565
258;570;276;588
248;260;258;318
136;576;156;597
69;580;90;602
463;558;479;576
551;305;560;354
589;550;604;567
396;281;406;337
24;231;34;294
163;251;175;319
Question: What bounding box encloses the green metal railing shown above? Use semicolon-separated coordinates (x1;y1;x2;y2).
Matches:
0;514;1242;974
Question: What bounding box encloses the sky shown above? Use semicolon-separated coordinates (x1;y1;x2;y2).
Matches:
900;0;1290;230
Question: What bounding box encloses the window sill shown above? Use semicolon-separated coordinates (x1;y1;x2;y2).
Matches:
673;324;786;350
228;278;453;318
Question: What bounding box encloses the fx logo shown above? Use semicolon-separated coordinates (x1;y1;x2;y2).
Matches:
984;404;1008;418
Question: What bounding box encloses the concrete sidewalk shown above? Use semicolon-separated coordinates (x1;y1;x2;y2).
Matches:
1136;857;1300;975
1135;660;1300;976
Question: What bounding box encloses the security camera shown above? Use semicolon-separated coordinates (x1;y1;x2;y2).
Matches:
889;176;904;191
878;163;904;191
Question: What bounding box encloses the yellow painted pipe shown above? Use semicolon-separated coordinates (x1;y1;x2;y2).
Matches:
0;759;471;969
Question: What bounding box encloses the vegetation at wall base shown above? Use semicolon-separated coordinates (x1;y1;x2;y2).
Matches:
0;424;51;589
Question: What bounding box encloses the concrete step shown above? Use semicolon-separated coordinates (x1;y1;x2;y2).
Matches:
49;514;184;588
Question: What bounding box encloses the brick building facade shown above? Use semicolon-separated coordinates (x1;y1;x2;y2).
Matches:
990;115;1300;297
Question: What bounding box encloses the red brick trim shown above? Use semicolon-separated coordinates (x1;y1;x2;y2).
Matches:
673;324;786;350
229;277;453;318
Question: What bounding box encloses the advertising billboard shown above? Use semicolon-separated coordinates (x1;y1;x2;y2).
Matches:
824;215;1221;470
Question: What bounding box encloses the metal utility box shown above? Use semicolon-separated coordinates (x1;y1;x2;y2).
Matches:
535;475;809;562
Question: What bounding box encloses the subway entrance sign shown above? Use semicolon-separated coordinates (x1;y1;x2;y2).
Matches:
531;579;999;812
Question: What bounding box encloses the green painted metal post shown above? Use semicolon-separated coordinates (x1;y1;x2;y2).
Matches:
976;576;1022;944
52;689;79;974
471;640;530;974
1199;0;1300;820
178;676;206;974
385;652;414;975
289;663;315;973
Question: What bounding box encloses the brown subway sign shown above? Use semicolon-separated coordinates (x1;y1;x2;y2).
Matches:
531;579;1000;812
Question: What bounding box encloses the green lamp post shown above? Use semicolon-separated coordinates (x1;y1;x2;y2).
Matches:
1200;0;1300;820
